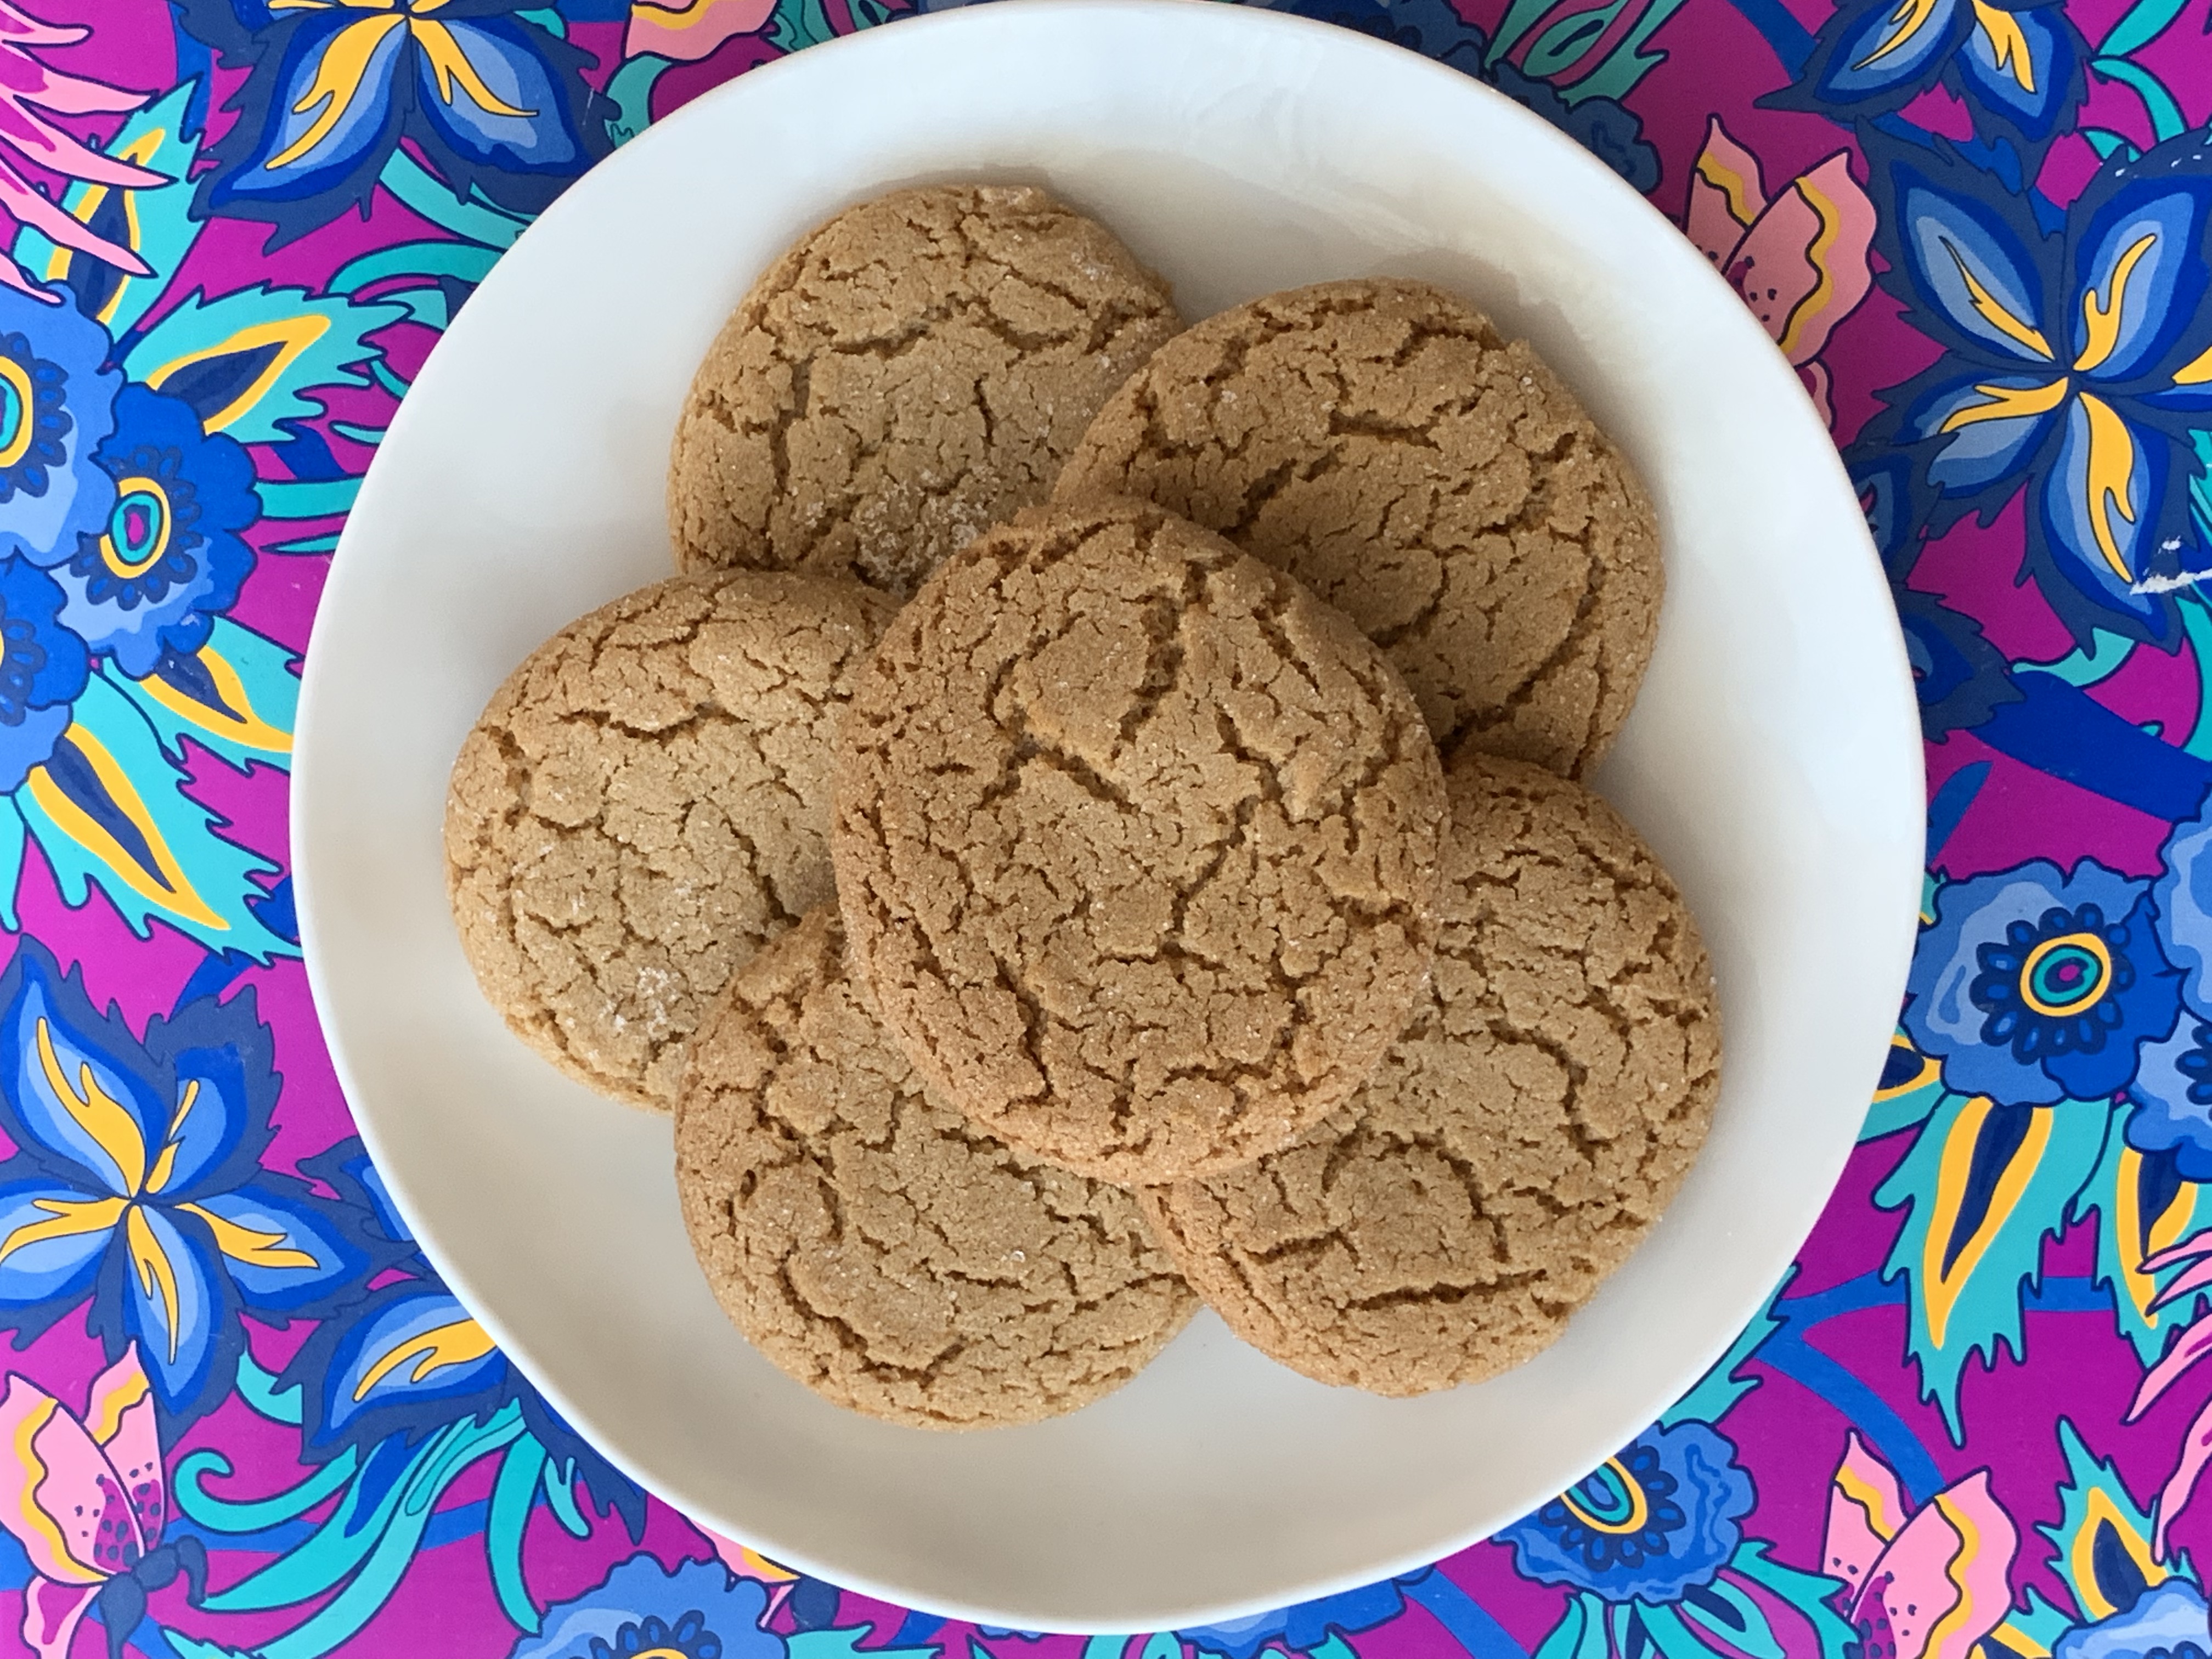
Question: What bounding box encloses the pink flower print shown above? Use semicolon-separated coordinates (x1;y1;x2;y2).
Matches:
625;0;780;62
0;1;162;303
1685;115;1877;425
0;1345;201;1659
1824;1432;2021;1659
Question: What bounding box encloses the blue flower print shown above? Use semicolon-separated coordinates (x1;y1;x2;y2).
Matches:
174;0;614;244
2124;809;2212;1176
510;1555;785;1659
0;940;389;1427
51;387;259;679
0;283;120;568
1497;1422;1754;1604
2121;1020;2212;1179
2152;807;2212;1011
1178;1572;1424;1659
1906;860;2180;1105
1854;132;2212;650
0;556;89;794
1766;0;2085;160
2055;1581;2211;1659
281;1276;506;1457
275;1169;647;1538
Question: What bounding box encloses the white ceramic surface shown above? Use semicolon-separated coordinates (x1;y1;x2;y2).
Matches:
291;0;1925;1632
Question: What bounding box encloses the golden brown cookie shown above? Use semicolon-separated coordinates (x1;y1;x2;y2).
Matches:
667;184;1182;598
445;571;896;1110
1056;278;1662;776
675;909;1197;1429
832;496;1447;1185
1142;753;1719;1395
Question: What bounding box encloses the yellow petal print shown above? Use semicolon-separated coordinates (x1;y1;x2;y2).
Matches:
353;1317;497;1401
264;14;408;172
24;725;228;934
34;1018;148;1197
2075;232;2158;375
1854;0;1945;69
2076;391;2142;585
142;1079;199;1197
0;1194;126;1267
1970;0;2036;94
412;20;538;118
177;1201;319;1273
2171;337;2212;386
1942;236;2056;360
123;1205;183;1365
1936;375;2070;432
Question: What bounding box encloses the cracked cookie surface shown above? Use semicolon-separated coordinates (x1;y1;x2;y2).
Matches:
1056;278;1662;775
832;496;1446;1185
667;184;1182;598
1142;752;1719;1394
445;571;896;1111
675;909;1196;1428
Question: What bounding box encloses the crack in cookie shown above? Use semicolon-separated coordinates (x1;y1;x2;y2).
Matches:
675;909;1196;1428
1141;752;1721;1396
1057;277;1663;776
444;571;896;1110
832;497;1447;1184
668;184;1183;598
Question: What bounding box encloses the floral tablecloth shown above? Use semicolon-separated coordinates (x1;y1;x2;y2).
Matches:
0;0;2204;1654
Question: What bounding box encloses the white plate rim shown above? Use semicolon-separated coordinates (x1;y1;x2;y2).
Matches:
290;0;1927;1631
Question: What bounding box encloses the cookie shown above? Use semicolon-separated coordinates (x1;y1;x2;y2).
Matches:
675;909;1197;1428
832;496;1447;1184
445;571;897;1110
667;184;1182;598
1141;752;1719;1395
1056;278;1663;776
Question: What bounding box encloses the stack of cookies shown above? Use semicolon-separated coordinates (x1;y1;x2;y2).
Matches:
445;185;1721;1430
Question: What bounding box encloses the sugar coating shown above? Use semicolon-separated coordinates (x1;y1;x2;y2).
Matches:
444;571;896;1110
668;184;1182;598
832;496;1446;1185
1142;752;1719;1394
675;909;1196;1428
1057;278;1663;776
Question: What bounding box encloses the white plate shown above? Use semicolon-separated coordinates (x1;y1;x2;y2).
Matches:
292;0;1924;1632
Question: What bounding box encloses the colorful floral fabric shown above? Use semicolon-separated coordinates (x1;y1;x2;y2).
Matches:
0;0;2204;1655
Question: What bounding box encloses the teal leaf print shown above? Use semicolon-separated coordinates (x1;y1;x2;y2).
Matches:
109;617;297;776
16;669;289;957
2039;1419;2194;1623
1876;1093;2108;1440
121;285;406;449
